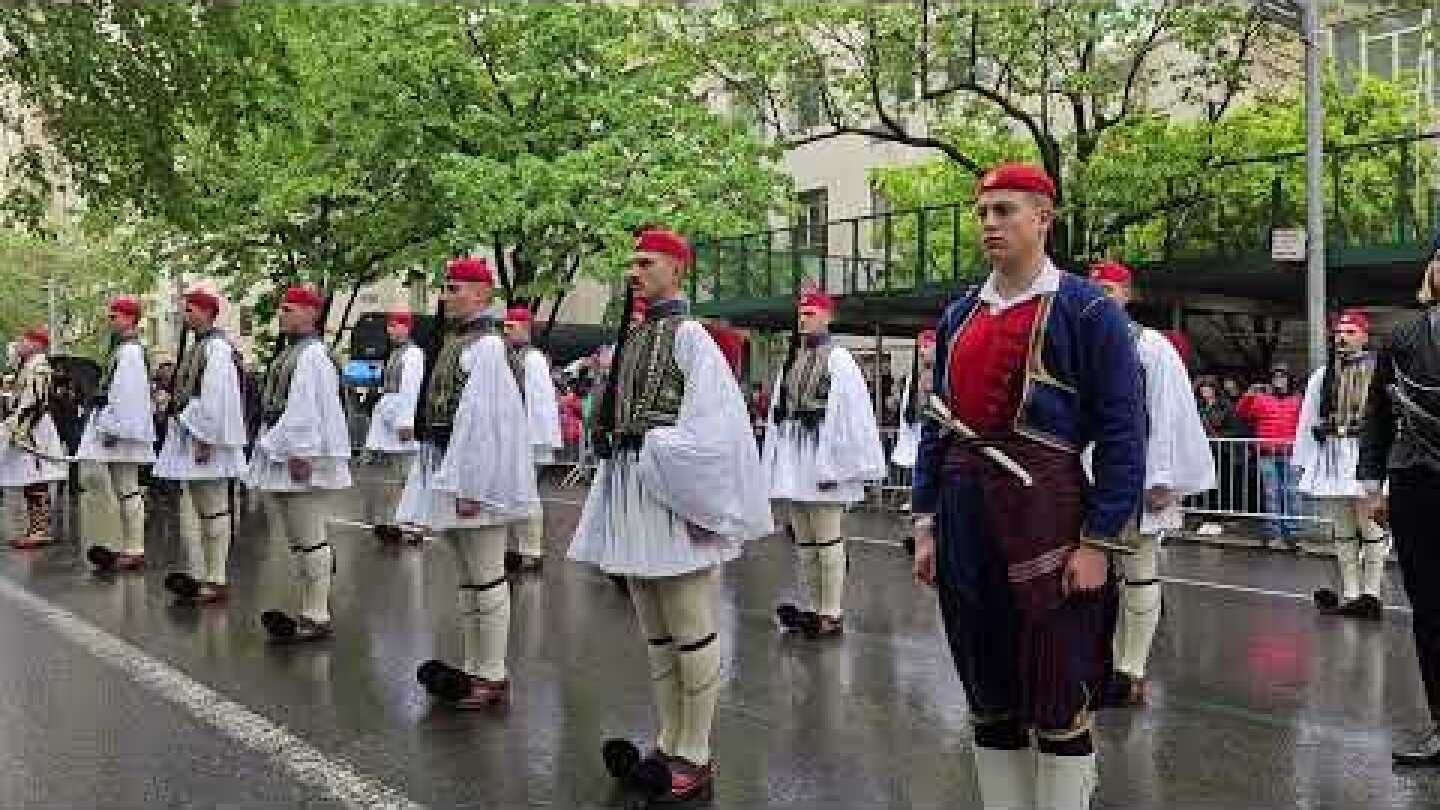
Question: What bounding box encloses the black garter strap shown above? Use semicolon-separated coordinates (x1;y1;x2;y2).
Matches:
677;632;717;653
973;718;1029;750
468;574;508;592
813;538;843;549
200;511;230;521
118;491;142;501
1125;578;1159;588
1037;730;1094;756
648;636;675;646
291;542;331;554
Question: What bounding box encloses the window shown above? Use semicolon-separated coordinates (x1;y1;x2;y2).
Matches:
794;188;829;255
1333;10;1429;88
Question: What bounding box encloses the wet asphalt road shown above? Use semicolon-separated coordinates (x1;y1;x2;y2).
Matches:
0;468;1437;809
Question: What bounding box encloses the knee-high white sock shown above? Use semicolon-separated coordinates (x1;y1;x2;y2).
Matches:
629;577;679;754
1360;534;1391;598
664;570;721;766
646;636;681;754
295;544;334;624
973;746;1038;810
1114;579;1161;679
674;631;721;766
460;576;510;681
1335;534;1362;602
192;481;232;584
114;464;145;555
519;510;544;558
178;486;206;579
1035;753;1096;810
794;543;819;612
816;540;847;619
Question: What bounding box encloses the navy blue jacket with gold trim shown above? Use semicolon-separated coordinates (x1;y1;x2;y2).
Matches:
911;271;1146;539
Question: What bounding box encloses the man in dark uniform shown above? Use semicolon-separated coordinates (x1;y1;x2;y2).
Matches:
1360;243;1440;765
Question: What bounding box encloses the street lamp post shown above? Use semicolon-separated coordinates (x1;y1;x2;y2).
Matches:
1258;0;1326;371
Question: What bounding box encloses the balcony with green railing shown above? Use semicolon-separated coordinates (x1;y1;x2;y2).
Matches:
691;131;1440;331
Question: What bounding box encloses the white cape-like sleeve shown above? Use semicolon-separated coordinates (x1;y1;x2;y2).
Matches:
523;349;563;450
814;347;887;484
178;338;247;447
1291;368;1325;474
93;343;155;442
1140;330;1214;495
432;335;538;516
638;321;774;540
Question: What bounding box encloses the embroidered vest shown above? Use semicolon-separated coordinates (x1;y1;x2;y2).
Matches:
382;341;414;395
781;341;832;430
260;335;321;425
506;343;530;400
3;352;52;446
614;315;685;443
1319;351;1375;438
172;330;220;414
422;317;495;437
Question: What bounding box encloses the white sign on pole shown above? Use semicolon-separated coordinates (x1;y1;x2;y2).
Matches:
1271;228;1306;262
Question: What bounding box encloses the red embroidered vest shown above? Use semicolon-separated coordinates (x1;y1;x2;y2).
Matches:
945;298;1043;434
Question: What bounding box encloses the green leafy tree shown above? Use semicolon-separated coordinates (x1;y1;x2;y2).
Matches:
0;2;789;346
673;0;1285;259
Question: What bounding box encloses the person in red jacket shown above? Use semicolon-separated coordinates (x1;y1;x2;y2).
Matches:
1236;364;1305;547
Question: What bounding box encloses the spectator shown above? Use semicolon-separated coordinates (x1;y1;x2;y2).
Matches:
1236;364;1305;548
749;381;770;427
1196;378;1244;438
558;385;582;447
1221;375;1244;403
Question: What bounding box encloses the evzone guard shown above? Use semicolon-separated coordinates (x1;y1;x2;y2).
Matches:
763;287;886;638
81;296;158;573
156;288;250;604
500;305;563;574
1088;261;1214;707
893;327;937;555
403;257;538;709
892;327;937;472
911;163;1145;809
1295;308;1388;620
364;308;424;546
0;327;67;549
248;285;353;643
570;227;772;803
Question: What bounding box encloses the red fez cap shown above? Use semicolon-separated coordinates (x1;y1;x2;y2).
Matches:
631;296;649;320
503;306;533;326
183;288;221;316
1335;308;1370;332
281;285;325;310
22;326;49;348
1088;260;1133;285
798;289;835;314
108;295;142;320
386;309;414;328
446;256;494;284
977;162;1056;200
634;228;693;268
917;329;937;347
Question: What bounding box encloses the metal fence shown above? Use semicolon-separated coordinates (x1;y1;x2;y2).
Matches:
857;435;1329;531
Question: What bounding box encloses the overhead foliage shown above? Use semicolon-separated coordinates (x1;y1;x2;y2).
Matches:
0;1;789;343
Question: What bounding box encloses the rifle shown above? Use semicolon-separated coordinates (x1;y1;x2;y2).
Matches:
771;286;802;424
592;283;636;460
164;325;191;419
903;331;922;425
412;290;447;444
